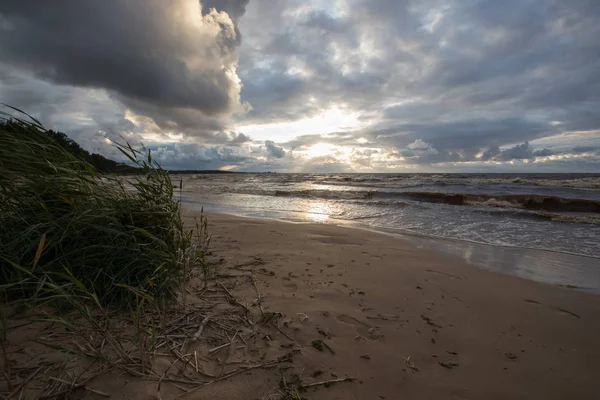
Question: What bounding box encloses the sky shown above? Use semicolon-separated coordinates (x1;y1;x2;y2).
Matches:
1;0;599;172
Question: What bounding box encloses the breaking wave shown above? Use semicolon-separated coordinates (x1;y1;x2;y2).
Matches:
401;192;600;213
481;209;600;225
269;189;600;214
303;173;600;189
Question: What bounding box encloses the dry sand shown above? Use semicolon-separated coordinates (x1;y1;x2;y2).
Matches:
3;210;600;399
189;212;600;400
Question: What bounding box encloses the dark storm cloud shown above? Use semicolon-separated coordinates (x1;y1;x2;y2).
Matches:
371;117;556;153
532;148;554;157
201;0;249;21
147;143;250;170
230;132;252;144
0;0;245;117
264;140;286;158
280;134;325;150
480;145;501;161
395;139;562;165
195;131;252;146
201;0;250;45
495;142;534;161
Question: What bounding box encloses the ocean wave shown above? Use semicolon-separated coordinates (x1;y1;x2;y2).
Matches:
273;189;375;200
401;192;600;213
546;213;600;224
413;175;600;189
352;200;410;207
315;174;600;189
246;187;600;214
481;209;600;225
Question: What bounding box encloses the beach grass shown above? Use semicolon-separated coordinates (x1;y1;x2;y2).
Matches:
0;106;208;309
0;107;215;391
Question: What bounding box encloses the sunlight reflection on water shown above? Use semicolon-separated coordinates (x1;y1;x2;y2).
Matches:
302;200;332;223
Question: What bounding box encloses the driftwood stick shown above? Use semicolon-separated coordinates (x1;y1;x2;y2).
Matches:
216;281;251;313
301;377;355;389
251;274;264;316
271;321;294;342
192;315;211;342
84;387;110;397
208;341;236;354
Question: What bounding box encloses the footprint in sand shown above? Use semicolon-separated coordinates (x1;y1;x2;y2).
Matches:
283;282;298;292
336;314;382;340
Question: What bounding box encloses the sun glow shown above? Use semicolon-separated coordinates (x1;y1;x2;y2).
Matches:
306;143;337;158
302;200;332;223
237;107;363;141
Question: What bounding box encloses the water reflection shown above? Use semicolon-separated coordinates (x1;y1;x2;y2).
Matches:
301;200;332;223
399;234;600;292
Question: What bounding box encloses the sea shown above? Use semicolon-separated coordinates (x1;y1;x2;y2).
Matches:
177;173;600;292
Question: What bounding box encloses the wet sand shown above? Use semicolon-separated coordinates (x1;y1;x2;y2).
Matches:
192;211;600;399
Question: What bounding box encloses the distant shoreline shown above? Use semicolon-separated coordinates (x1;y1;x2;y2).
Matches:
168;171;600;175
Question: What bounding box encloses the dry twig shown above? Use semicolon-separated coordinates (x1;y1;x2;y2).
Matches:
300;377;355;389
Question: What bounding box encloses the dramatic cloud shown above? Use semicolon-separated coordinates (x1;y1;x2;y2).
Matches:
0;0;248;136
496;142;534;161
201;0;249;22
480;145;501;161
264;140;286;159
1;0;600;171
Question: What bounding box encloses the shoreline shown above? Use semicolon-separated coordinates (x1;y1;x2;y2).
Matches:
179;209;600;399
184;202;600;292
176;171;600;260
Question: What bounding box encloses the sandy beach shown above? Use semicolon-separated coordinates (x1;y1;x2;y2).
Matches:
183;211;600;399
3;209;600;399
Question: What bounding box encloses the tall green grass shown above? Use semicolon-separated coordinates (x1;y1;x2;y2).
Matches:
0;106;208;308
